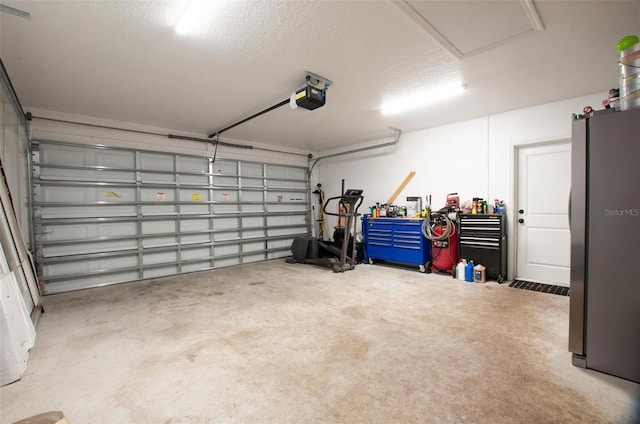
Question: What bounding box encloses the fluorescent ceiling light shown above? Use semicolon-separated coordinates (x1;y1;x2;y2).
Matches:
175;0;218;35
381;82;467;115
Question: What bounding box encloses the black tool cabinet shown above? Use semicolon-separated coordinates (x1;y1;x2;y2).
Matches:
458;214;507;282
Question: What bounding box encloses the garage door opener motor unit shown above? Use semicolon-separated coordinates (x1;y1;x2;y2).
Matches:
290;85;326;110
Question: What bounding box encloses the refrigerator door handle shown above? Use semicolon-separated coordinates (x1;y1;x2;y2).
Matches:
568;190;571;226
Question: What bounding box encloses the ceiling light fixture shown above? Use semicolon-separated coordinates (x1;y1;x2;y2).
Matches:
381;82;467;115
175;0;217;35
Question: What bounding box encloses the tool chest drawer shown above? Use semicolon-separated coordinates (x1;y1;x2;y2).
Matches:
362;215;431;272
458;214;507;282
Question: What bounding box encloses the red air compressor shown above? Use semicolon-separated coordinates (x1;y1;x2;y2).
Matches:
422;211;458;273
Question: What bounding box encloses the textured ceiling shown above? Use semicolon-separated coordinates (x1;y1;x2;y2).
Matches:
1;0;639;152
399;0;544;57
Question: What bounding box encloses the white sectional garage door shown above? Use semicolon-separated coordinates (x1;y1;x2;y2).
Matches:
32;140;309;294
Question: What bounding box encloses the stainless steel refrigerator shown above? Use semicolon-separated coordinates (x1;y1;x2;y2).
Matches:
569;107;640;383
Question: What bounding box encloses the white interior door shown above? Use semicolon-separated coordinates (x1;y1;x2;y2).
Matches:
516;142;570;286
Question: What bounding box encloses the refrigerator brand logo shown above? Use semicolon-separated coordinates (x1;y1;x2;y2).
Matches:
603;208;640;216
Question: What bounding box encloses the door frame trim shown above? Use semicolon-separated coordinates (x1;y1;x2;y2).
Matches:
511;138;570;283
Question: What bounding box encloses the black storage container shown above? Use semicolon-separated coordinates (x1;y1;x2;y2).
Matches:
458;214;507;282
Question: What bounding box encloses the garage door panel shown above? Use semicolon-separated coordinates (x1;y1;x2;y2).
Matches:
181;247;210;261
180;174;209;185
268;227;305;237
140;153;173;170
40;186;94;203
266;165;304;180
214;161;237;174
178;156;208;172
142;221;177;234
266;191;306;202
242;217;263;227
243;253;266;263
143;236;178;248
180;204;209;215
44;255;138;275
214;176;238;186
267;215;306;226
39;205;137;219
268;204;307;214
40;185;137;203
212;217;237;230
242;191;263;202
270;180;307;190
141;205;176;216
214;231;239;242
33;140;310;293
39;146;131;167
182;221;210;234
181;234;211;245
143;266;179;280
244;241;266;253
241;205;264;213
40;225;90;243
215;257;241;268
243;230;265;239
212;189;238;202
182;262;210;273
268;239;294;250
140;188;174;201
215;245;239;256
40;168;135;183
42;240;137;257
39;223;139;246
240;178;263;189
143;251;177;265
140;172;175;184
268;251;288;260
48;271;141;293
214;204;239;214
241;163;263;178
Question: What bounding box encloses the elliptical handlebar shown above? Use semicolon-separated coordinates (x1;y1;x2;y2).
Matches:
322;190;364;217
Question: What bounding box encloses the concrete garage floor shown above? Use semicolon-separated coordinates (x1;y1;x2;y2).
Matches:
1;259;638;423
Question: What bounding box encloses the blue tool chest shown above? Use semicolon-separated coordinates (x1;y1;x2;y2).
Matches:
362;215;432;272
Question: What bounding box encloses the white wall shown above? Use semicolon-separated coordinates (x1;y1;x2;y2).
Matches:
317;91;606;279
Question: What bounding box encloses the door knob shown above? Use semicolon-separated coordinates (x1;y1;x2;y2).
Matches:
518;218;525;224
519;209;524;214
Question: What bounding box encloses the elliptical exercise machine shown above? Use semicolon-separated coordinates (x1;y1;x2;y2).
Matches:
287;187;363;273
